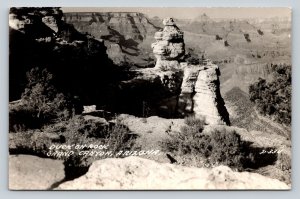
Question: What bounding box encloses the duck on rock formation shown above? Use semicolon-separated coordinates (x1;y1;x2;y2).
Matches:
152;17;230;125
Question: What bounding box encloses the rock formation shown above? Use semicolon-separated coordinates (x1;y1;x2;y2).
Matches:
151;18;229;124
9;155;65;190
56;156;289;190
151;17;185;70
193;63;230;125
178;60;230;125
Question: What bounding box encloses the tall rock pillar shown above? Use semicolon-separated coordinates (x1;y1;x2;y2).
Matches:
178;61;230;125
151;18;185;70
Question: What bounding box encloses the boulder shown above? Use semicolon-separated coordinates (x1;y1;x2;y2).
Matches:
9;155;65;190
56;156;289;190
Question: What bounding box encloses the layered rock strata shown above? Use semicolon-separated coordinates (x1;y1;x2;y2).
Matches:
63;12;158;41
179;62;230;125
63;12;159;65
151;18;185;70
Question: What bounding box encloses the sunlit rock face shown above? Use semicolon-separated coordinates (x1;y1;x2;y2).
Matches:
151;17;185;70
9;8;63;34
56;156;289;190
42;16;59;33
178;61;230;125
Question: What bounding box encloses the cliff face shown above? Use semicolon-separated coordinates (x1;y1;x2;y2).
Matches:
63;12;159;65
63;12;158;41
9;7;114;103
178;63;230;125
193;64;230;125
220;62;286;94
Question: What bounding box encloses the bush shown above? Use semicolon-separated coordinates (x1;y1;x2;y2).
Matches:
9;67;73;130
162;116;245;169
163;116;205;154
276;152;291;171
43;115;135;167
249;64;291;125
209;129;244;169
10;114;136;168
186;57;200;65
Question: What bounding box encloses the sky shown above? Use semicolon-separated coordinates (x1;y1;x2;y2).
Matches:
62;7;291;19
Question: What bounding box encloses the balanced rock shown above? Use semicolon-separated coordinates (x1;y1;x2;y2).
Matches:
56;156;289;190
151;17;185;70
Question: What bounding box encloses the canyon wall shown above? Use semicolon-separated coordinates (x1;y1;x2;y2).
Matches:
63;12;159;65
63;12;158;41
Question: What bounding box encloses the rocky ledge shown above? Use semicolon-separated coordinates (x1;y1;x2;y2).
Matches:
56;156;289;190
9;155;65;190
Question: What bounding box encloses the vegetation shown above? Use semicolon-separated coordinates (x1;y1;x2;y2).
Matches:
162;116;245;169
244;33;251;42
10;115;136;168
10;68;73;130
215;34;222;40
249;64;291;125
186;56;200;65
44;115;135;166
9;67;136;171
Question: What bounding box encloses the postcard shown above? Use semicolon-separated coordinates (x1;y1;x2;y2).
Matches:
8;7;291;190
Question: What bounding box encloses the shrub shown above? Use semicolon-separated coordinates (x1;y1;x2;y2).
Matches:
163;116;205;154
186;57;200;65
162;116;245;169
44;115;136;167
276;152;291;171
184;116;205;130
10;114;136;169
249;64;291;125
208;129;244;169
9;67;73;130
215;34;222;40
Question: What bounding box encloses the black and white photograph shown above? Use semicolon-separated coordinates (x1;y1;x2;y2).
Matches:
8;7;291;190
